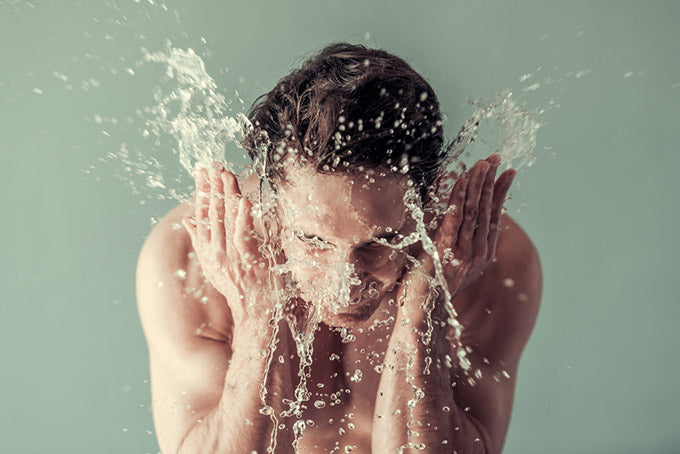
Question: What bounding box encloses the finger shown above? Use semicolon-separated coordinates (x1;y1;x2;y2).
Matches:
234;196;261;264
485;153;501;168
435;169;459;197
181;215;197;246
488;168;516;259
473;156;500;260
222;171;241;234
222;169;242;198
195;167;210;245
458;160;490;259
208;162;226;253
438;174;468;242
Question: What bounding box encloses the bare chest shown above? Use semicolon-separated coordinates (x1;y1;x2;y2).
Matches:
294;341;383;453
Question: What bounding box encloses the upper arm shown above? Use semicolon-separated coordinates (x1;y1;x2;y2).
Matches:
136;212;232;454
452;216;543;454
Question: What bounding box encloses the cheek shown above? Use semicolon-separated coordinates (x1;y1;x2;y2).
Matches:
285;257;328;288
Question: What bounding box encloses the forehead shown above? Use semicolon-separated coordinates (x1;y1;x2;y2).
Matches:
277;166;408;238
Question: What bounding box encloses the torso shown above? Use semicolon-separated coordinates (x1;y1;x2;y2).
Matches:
158;172;533;453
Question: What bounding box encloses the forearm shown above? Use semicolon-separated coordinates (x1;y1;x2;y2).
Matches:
177;326;295;454
372;326;487;454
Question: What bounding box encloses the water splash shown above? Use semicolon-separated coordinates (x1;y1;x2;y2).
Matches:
143;44;252;175
443;89;542;173
135;45;544;452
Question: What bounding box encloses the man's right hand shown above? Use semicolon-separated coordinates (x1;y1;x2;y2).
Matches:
182;161;274;334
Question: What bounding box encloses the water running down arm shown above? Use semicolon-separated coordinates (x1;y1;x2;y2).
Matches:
136;216;296;453
137;162;298;453
178;164;298;453
372;308;489;453
175;325;295;454
372;156;522;453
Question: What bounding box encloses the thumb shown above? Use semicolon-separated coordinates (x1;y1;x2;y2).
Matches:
181;216;196;238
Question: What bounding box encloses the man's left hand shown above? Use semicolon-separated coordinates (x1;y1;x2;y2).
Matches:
397;154;516;329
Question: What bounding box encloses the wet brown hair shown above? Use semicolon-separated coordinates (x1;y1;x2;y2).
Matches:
242;42;446;198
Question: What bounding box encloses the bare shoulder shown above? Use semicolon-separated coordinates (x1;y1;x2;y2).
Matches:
449;213;542;453
137;203;193;284
135;203;233;453
136;202;194;326
456;212;543;351
486;213;542;355
494;212;543;324
136;202;231;351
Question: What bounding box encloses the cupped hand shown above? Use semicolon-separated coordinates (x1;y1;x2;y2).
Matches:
182;161;275;330
431;153;516;298
397;154;516;325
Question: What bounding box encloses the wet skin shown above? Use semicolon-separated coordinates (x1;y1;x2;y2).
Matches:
136;154;542;453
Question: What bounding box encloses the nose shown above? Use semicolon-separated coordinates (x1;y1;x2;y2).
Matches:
338;246;378;276
338;247;392;286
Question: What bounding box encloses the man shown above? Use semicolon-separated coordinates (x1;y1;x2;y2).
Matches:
136;43;542;453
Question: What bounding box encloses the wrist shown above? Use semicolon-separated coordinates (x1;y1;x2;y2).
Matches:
231;320;273;349
396;288;448;339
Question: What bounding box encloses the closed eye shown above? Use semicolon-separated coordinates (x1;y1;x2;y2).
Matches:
296;231;334;249
364;233;400;248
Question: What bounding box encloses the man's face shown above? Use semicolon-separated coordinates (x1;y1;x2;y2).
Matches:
275;165;415;328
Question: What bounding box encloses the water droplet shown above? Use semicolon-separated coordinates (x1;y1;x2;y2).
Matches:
350;369;363;383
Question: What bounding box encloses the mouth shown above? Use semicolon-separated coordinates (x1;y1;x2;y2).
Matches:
322;294;383;327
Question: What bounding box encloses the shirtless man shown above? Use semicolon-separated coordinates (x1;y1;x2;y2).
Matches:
136;43;542;454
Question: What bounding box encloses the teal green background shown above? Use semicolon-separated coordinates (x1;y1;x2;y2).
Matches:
1;1;679;453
